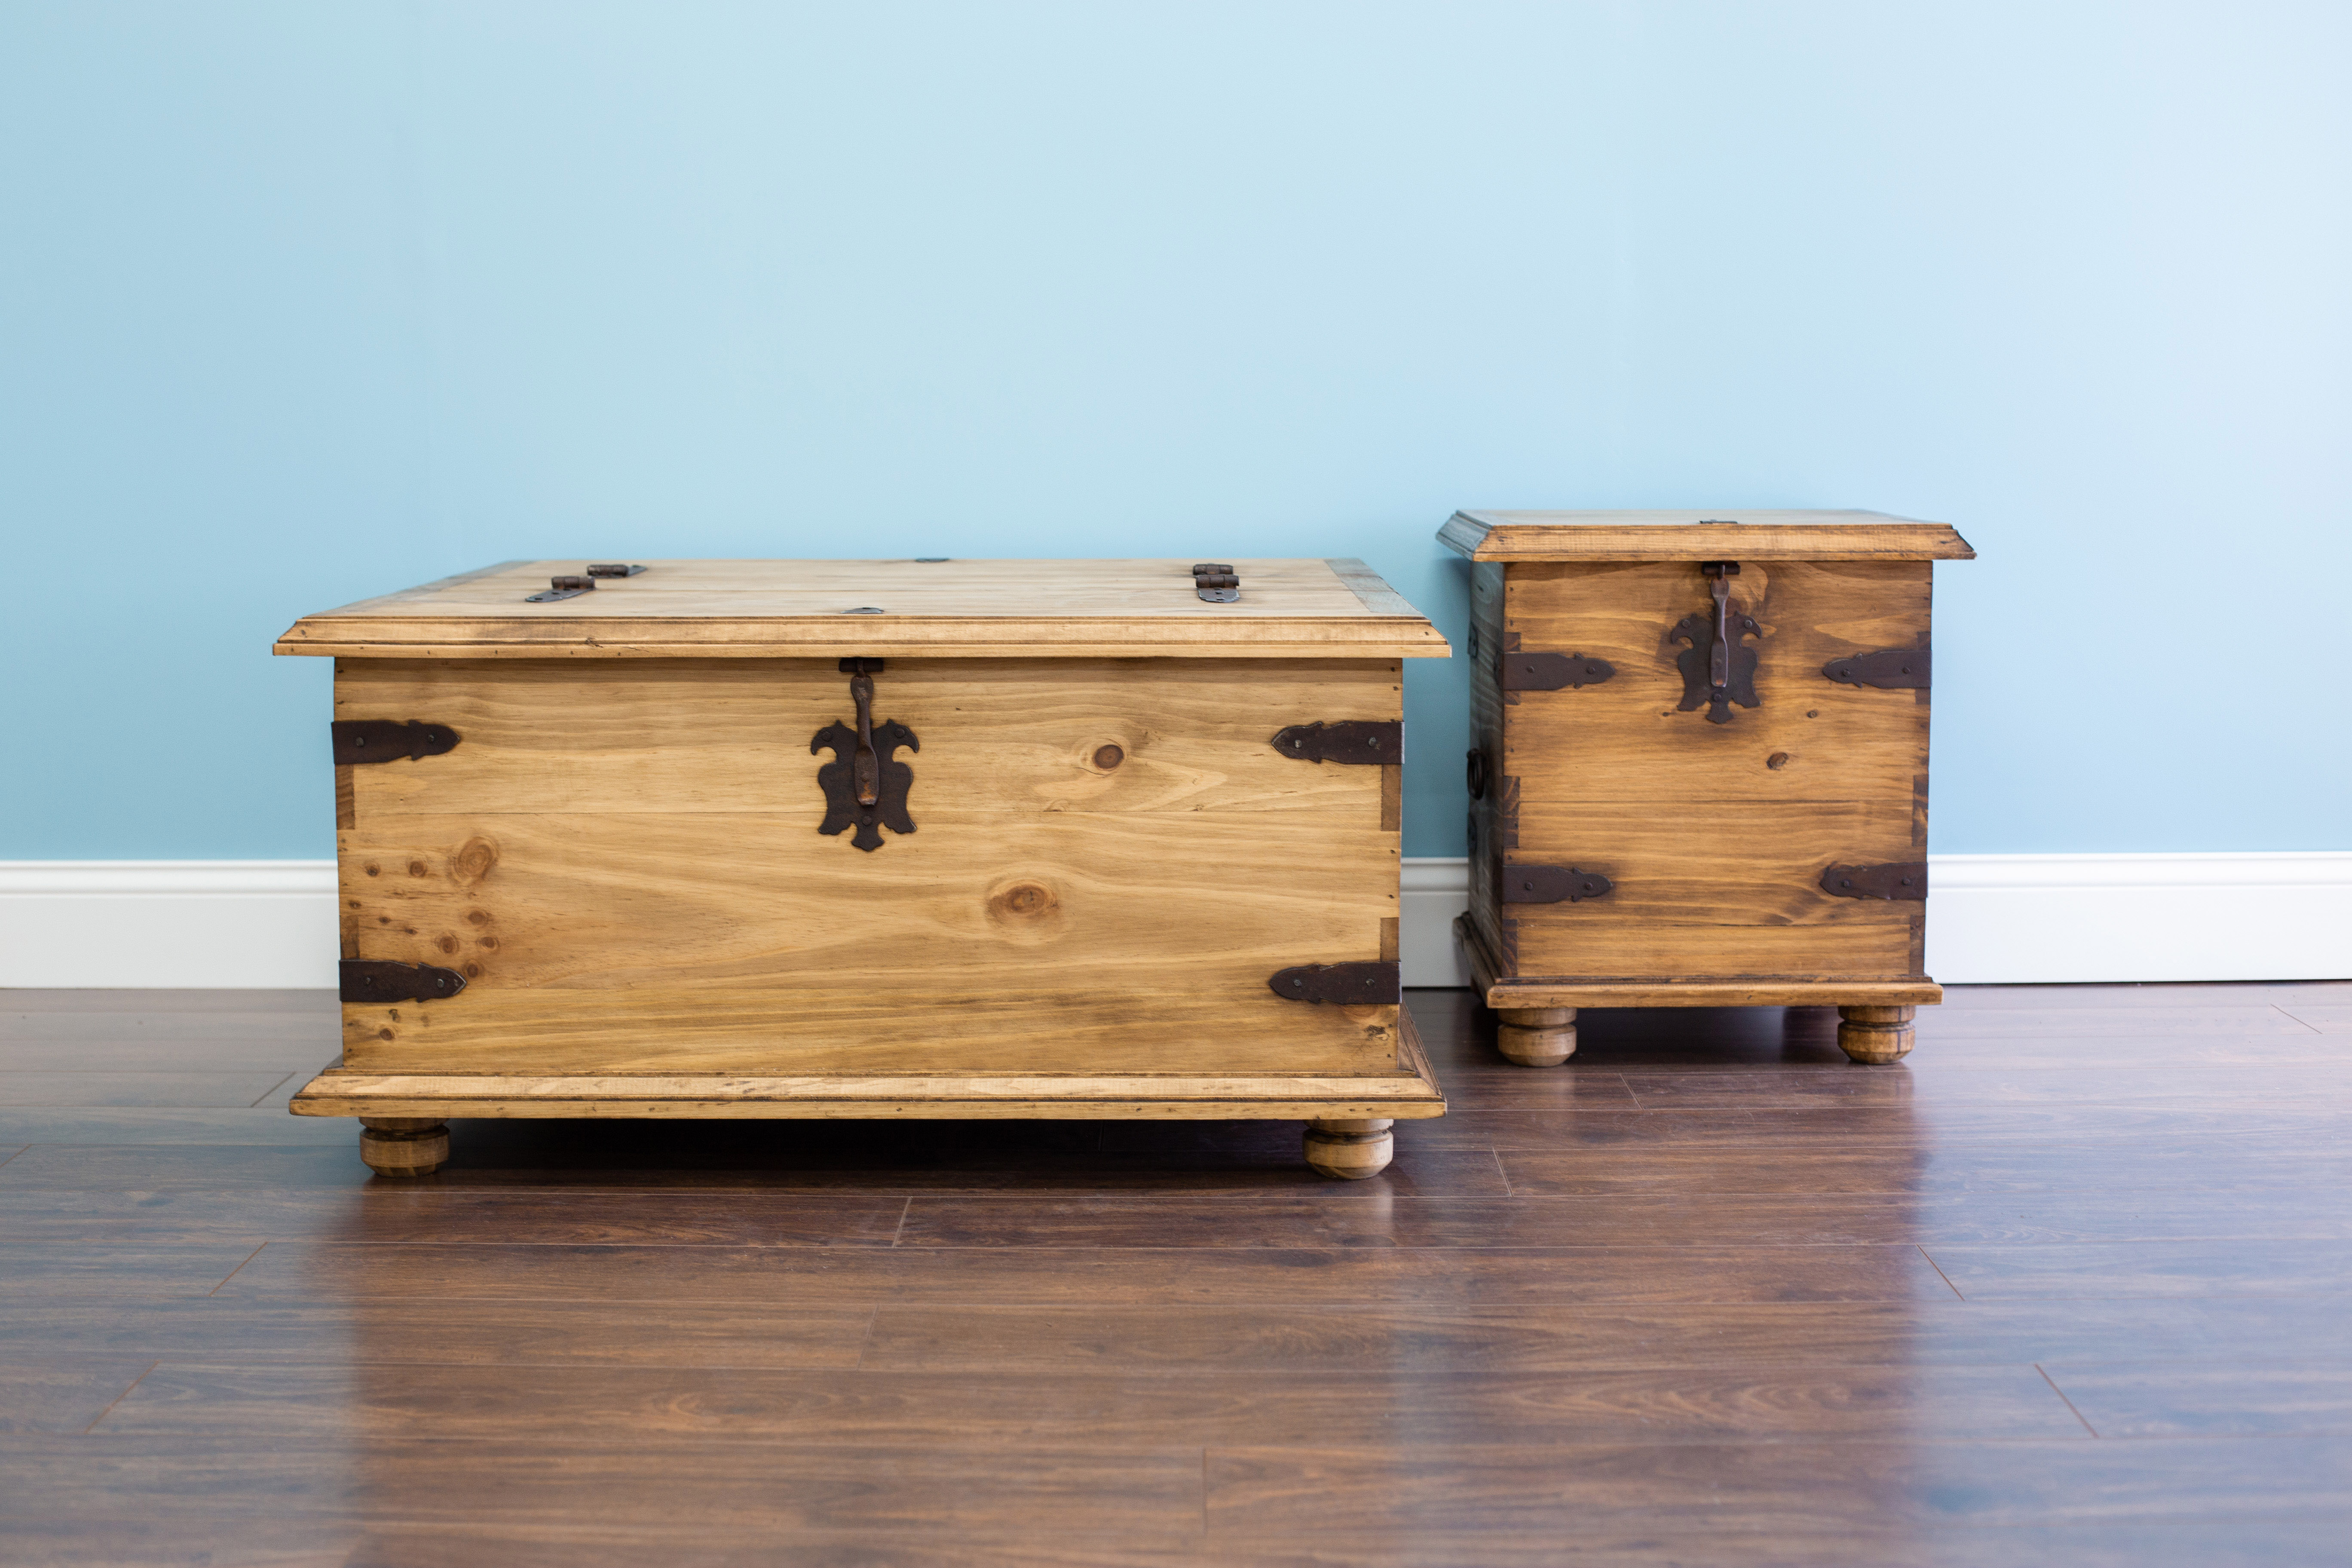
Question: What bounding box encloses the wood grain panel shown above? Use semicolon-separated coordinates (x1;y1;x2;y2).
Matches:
1503;558;1930;807
340;658;1398;819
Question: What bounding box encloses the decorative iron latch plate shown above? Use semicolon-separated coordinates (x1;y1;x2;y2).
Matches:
1672;562;1760;723
332;720;459;766
1269;961;1400;1004
1822;649;1930;689
340;959;467;1004
1501;864;1614;904
1272;721;1399;764
1820;862;1927;900
813;658;917;852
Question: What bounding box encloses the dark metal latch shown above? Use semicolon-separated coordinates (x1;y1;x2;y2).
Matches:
1672;561;1760;724
813;658;918;852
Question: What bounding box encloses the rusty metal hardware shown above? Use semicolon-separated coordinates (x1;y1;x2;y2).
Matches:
525;575;595;602
1500;864;1614;904
1271;721;1399;764
1822;648;1930;689
586;563;645;577
340;959;467;1004
1501;650;1615;692
813;657;917;852
1268;961;1400;1005
1466;748;1488;799
1672;561;1759;724
1820;861;1927;900
331;720;459;766
1192;563;1240;603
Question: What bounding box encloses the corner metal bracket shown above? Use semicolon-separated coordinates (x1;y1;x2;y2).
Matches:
1822;648;1930;689
1268;961;1400;1005
1500;864;1614;904
332;720;459;766
1821;862;1928;900
340;959;467;1004
1272;721;1400;764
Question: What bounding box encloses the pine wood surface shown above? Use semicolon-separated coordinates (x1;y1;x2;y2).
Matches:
3;981;2349;1563
276;558;1452;660
1440;508;1977;562
333;656;1402;1078
1500;559;1928;980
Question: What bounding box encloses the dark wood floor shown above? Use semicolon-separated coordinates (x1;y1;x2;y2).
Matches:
2;986;2350;1566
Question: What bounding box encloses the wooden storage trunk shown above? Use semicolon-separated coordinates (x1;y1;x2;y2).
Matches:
1442;511;1975;1066
278;558;1450;1178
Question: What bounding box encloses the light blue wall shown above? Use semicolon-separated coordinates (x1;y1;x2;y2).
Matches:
4;1;2346;859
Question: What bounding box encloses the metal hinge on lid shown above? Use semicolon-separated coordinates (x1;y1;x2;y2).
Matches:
1192;564;1240;602
587;563;645;577
526;576;596;602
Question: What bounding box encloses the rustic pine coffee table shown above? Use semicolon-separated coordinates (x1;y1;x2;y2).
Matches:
279;558;1449;1178
1444;510;1975;1066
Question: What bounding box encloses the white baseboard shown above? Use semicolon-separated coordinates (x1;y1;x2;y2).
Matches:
0;862;341;989
4;854;2347;990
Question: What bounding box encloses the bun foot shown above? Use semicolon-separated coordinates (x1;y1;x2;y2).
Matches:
1497;1007;1576;1067
1305;1118;1394;1179
1838;1006;1916;1064
360;1118;449;1177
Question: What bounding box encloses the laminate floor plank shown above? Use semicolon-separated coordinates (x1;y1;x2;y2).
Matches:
894;1190;2352;1250
2278;1004;2352;1033
1616;1064;2352;1111
0;1300;877;1368
94;1361;2088;1445
0;1435;1202;1532
0;1243;259;1300
0;1038;337;1073
1928;1240;2352;1299
218;1241;909;1304
0;1360;156;1434
0;1072;297;1108
0;1108;357;1147
0;1189;912;1246
881;1243;1959;1306
1201;1433;2352;1533
856;1298;2352;1374
2041;1362;2352;1436
1400;1103;2352;1152
0;1013;340;1042
1498;1147;2352;1198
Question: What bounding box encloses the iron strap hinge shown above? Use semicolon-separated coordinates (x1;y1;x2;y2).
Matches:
1268;961;1400;1005
1821;862;1928;900
1500;864;1614;904
332;720;459;766
340;959;467;1004
1271;720;1400;763
1192;563;1240;602
1822;648;1930;689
